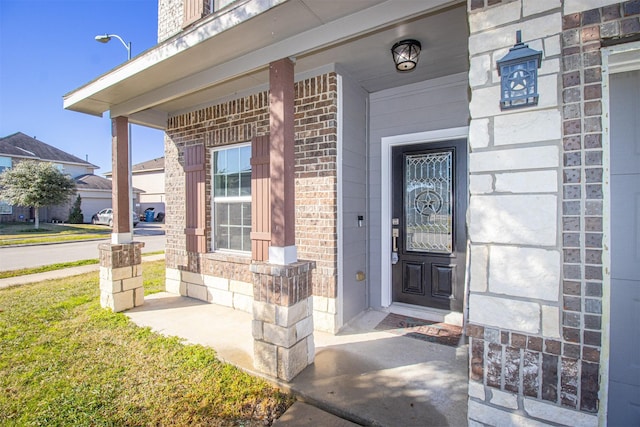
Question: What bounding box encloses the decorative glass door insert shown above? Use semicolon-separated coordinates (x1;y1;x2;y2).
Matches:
404;150;453;254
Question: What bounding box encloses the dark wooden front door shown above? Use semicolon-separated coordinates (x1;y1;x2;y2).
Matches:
391;140;467;312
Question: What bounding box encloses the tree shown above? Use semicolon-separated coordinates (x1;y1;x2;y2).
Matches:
0;160;76;229
68;194;84;224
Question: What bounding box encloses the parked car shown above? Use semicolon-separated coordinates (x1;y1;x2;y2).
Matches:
91;208;139;227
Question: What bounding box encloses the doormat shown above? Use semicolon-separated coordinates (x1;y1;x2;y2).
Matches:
375;313;464;347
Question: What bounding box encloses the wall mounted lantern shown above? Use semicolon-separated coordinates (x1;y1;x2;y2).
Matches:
391;39;422;72
496;31;542;110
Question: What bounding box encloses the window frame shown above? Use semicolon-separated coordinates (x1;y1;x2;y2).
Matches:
210;143;252;254
0;157;12;214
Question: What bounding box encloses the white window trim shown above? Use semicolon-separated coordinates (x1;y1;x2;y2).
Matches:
210;142;251;253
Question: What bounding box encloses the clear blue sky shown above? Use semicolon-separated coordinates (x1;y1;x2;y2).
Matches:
0;0;164;174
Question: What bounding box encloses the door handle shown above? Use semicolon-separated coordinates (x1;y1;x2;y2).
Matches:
392;228;399;252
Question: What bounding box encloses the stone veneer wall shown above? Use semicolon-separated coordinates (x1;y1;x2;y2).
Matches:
467;0;594;425
164;72;339;330
467;0;639;425
157;0;183;42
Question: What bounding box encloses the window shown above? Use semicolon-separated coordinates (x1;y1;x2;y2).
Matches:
0;157;11;174
212;144;251;252
0;157;12;214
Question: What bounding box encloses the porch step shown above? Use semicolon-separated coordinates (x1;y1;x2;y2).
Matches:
273;402;360;427
389;302;463;327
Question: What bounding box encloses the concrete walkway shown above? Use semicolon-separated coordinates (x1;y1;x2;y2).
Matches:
126;292;469;426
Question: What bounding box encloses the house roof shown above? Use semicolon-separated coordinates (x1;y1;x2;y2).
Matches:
0;132;98;169
133;157;164;173
103;157;164;177
63;0;468;128
75;173;144;193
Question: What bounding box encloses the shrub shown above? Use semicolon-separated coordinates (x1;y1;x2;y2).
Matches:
68;195;84;224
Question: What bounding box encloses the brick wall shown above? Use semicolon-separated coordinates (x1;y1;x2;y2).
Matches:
559;0;640;410
164;72;338;299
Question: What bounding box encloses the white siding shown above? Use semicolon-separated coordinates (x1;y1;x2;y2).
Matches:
338;72;368;325
62;163;95;178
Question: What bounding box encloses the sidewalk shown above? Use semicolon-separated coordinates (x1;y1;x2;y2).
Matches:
0;253;165;289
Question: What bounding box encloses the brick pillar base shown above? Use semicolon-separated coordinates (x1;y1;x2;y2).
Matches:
99;242;145;312
250;260;316;381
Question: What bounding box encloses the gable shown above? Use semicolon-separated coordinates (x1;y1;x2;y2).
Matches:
0;132;98;169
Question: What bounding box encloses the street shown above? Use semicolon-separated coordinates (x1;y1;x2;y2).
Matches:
0;222;165;271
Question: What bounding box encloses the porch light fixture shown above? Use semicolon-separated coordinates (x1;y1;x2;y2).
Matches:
391;39;421;72
496;30;542;110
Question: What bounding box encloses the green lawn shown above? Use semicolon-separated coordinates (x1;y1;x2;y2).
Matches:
0;222;110;246
0;260;294;425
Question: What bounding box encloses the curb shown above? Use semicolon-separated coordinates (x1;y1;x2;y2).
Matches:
0;237;110;249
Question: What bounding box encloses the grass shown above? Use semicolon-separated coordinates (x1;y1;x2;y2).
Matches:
0;222;110;246
0;260;294;425
0;251;166;280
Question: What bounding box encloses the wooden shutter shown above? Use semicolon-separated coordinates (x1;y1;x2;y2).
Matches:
182;0;205;28
251;135;270;261
184;144;206;252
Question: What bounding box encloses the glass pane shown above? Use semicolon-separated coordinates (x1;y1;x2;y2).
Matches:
214;150;227;174
242;202;251;226
214;174;227;197
216;225;229;250
239;145;251;173
229;226;242;250
240;171;251;196
215;203;229;225
229;202;241;220
242;226;251;252
405;151;453;253
227;148;239;174
227;174;240;197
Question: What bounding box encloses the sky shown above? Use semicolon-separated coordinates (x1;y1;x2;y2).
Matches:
0;0;164;175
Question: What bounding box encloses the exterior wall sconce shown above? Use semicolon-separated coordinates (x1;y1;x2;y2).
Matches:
391;39;421;72
496;31;542;110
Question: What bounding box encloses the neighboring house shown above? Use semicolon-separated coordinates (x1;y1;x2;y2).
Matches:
63;1;640;425
105;157;165;219
0;132;141;223
74;173;143;223
0;132;102;223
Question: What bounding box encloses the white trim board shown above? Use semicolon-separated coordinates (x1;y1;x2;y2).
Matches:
599;40;640;427
379;126;469;308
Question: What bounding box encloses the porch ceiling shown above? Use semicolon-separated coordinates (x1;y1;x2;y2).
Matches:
63;0;468;129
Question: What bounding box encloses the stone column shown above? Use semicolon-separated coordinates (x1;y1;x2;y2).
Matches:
99;242;145;312
250;260;316;381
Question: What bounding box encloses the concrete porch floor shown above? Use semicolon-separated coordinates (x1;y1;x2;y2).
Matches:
126;292;469;426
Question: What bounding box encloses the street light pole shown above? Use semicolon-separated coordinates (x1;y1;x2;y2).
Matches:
95;34;131;60
95;33;134;240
